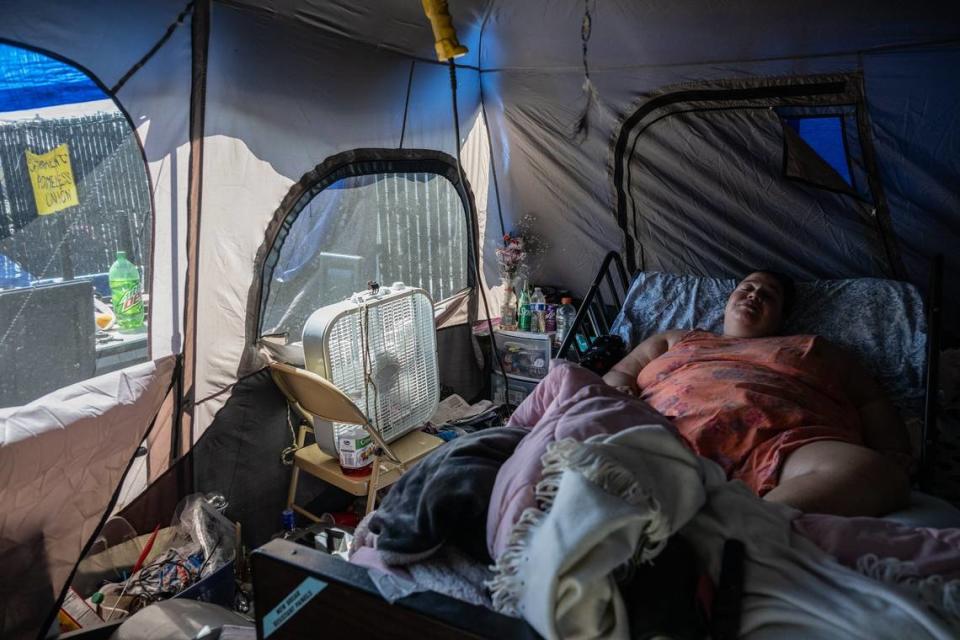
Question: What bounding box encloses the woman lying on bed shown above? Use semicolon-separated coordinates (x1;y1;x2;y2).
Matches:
602;270;913;517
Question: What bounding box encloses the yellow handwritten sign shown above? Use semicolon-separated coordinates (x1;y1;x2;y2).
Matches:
25;144;79;215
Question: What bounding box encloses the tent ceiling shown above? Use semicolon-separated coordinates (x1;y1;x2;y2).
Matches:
216;0;491;67
217;1;960;71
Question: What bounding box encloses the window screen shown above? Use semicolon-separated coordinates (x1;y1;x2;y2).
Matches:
782;116;852;185
261;171;470;340
777;106;871;201
0;43;153;408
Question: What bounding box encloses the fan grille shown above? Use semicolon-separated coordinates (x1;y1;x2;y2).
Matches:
326;291;438;444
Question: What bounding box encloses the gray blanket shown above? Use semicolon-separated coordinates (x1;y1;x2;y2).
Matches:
365;427;527;565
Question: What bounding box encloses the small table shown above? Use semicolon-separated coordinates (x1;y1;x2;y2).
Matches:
95;326;149;375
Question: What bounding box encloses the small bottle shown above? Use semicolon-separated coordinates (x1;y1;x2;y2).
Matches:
499;286;518;330
278;508;297;539
108;251;144;332
337;426;373;476
544;303;557;333
517;284;532;332
555;297;577;346
530;287;546;333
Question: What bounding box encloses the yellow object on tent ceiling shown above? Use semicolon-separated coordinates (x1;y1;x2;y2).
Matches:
421;0;468;61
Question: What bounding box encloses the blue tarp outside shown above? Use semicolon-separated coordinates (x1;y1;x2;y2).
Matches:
0;43;104;113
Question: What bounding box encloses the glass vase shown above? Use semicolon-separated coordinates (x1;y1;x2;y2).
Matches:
499;275;518;330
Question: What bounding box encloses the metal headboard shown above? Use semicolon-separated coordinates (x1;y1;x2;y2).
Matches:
556;251;630;360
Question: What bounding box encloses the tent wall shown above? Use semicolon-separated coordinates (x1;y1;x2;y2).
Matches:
477;3;960;336
0;0;192;359
0;357;175;639
0;4;192;636
192;4;484;438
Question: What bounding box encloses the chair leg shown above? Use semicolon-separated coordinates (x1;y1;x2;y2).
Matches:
287;424;309;509
287;466;301;509
365;454;383;515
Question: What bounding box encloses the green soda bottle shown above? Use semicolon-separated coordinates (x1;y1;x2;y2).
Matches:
517;283;532;332
109;251;145;331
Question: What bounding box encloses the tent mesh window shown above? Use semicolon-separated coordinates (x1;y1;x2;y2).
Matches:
612;75;901;281
0;42;153;408
260;169;470;341
776;106;871;202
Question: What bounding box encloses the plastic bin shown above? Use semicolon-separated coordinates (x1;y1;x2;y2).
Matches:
493;329;554;381
491;374;538;406
176;560;235;607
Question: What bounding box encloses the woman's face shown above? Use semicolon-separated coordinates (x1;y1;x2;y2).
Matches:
723;272;786;338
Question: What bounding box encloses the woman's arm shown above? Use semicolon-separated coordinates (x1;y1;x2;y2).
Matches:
837;346;913;471
602;330;686;394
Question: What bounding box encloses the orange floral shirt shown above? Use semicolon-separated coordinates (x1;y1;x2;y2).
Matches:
638;330;862;494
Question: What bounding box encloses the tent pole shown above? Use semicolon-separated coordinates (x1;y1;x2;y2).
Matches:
920;253;943;492
177;0;210;466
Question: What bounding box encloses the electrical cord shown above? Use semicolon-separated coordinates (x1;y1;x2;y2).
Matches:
280;405;300;466
448;60;514;411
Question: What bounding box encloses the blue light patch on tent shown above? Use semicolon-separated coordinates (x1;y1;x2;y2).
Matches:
782;116;852;186
0;43;105;113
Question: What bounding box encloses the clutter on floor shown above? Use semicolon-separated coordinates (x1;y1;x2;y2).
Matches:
424;393;501;439
61;493;245;633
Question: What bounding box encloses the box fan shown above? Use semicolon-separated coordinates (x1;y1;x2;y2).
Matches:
302;282;439;457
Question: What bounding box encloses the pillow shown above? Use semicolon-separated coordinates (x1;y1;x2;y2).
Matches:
609;272;927;414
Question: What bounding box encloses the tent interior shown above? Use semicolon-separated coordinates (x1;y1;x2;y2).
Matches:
1;1;959;638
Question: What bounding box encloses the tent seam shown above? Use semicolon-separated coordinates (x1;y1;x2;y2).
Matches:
476;36;960;74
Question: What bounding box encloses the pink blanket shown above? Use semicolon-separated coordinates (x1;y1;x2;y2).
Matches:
795;514;960;580
486;361;679;559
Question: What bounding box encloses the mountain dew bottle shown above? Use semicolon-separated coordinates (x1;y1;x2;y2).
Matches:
109;251;144;331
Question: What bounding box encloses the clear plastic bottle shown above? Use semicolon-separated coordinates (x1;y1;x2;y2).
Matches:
500;286;518;330
108;251;144;332
555;296;577;346
530;287;546;333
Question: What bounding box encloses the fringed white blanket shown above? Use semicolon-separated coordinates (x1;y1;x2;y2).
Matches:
489;425;960;639
487;425;708;639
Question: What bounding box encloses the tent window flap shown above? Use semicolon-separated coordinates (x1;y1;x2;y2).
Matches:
258;150;474;342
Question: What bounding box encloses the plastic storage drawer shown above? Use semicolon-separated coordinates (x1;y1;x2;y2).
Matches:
491;374;538;406
493;329;554;381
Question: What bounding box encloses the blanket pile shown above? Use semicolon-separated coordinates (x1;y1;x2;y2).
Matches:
485;364;960;639
353;362;960;639
358;426;527;565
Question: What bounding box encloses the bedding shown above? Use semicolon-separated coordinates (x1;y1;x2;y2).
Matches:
486;361;678;559
484;379;959;638
609;272;927;413
795;514;960;580
351;363;960;638
358;426;527;565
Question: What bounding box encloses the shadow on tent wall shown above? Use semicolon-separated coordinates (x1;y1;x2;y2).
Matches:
117;369;353;548
116;323;484;546
1;531;53;639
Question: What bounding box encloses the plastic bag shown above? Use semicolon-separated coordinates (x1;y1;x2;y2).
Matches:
173;493;237;579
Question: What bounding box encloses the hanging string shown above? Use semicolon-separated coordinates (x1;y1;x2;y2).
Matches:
359;298;379;434
398;60;416;149
448;61;512;408
581;0;593;82
573;0;599;140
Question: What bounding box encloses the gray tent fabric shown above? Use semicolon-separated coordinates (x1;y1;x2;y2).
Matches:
615;74;896;281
